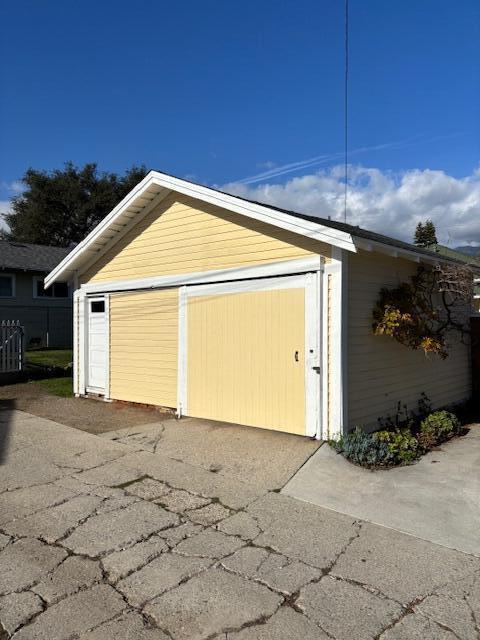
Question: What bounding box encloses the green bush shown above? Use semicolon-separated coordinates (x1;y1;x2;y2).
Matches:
331;407;462;468
331;427;421;467
418;410;461;449
375;429;420;465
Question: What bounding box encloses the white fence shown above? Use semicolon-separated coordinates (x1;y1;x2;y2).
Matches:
0;320;25;373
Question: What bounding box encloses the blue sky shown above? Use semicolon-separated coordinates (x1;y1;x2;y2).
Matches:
1;0;479;243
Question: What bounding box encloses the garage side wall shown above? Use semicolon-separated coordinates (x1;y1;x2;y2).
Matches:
109;289;178;407
347;251;471;430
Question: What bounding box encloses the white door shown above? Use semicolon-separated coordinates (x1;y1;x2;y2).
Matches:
87;297;107;392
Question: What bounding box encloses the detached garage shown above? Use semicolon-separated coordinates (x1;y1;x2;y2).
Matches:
46;171;471;439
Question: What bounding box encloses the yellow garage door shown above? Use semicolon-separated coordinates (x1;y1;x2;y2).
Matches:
187;286;306;434
110;288;178;407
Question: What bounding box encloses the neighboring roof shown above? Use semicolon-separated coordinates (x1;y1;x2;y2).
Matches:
0;240;70;273
424;244;480;268
45;170;471;287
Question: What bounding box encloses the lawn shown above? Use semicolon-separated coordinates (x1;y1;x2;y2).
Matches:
26;349;73;368
36;377;74;397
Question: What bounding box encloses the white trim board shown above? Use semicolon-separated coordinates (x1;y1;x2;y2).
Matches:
80;256;324;295
45;170;356;288
322;247;346;440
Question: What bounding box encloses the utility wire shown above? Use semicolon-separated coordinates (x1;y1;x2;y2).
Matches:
344;0;349;223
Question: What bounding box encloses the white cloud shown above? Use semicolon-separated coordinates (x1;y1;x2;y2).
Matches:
256;161;277;170
0;201;12;231
222;165;480;247
0;180;23;195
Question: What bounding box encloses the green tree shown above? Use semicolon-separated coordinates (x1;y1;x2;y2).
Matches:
4;163;148;247
414;219;438;247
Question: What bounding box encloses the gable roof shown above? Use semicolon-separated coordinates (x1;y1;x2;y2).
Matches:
45;170;467;287
0;240;70;273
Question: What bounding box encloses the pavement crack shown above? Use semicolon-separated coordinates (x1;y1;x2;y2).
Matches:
324;520;363;575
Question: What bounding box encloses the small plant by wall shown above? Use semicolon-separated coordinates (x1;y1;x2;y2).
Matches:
330;395;465;469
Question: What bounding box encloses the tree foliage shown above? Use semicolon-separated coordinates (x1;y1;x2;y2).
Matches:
372;264;473;358
4;163;148;247
414;219;438;247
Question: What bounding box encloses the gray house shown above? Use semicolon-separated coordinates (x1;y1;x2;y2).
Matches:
0;240;72;348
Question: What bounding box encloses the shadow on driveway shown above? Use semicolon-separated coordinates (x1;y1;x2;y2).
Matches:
0;397;14;464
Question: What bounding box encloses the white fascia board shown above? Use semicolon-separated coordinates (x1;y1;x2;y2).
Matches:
355;237;442;265
45;173;164;288
45;171;356;288
146;172;356;252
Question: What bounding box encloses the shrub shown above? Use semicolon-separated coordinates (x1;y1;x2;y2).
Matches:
418;410;461;449
375;429;420;465
331;428;392;467
331;427;420;467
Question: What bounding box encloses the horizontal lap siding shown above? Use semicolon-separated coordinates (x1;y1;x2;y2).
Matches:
109;289;178;408
80;193;330;284
347;251;471;429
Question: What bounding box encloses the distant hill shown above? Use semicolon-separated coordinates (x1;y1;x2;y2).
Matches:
454;246;480;256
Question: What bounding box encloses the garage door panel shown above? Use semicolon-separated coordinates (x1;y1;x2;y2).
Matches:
187;287;305;435
109;288;178;408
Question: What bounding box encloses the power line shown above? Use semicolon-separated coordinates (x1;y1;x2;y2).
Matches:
344;0;349;223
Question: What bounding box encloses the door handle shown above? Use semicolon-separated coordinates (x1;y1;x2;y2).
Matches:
294;351;299;362
312;366;321;374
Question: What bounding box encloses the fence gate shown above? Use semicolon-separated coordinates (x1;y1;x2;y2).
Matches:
0;320;25;373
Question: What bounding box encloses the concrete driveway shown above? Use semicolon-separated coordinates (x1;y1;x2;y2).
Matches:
284;425;480;557
0;409;479;639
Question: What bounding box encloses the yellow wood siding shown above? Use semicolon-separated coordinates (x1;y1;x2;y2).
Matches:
347;251;471;429
80;193;330;285
109;289;178;407
187;288;306;434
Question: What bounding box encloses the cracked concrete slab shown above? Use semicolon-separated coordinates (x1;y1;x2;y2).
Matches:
79;612;170;639
108;417;320;491
124;477;171;500
185;502;230;525
156;521;203;546
2;410;480;640
217;511;261;540
126;450;264;510
3;494;103;542
247;492;358;569
0;538;67;595
0;446;67;492
13;583;125;640
144;567;283;640
222;546;321;595
0;534;10;551
0;592;43;636
0;483;77;525
297;575;403;640
117;552;211;606
157;488;211;512
380;613;459;639
61;500;179;557
174;528;245;559
331;522;480;603
102;537;169;582
414;593;479;639
227;606;330;639
32;555;102;604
